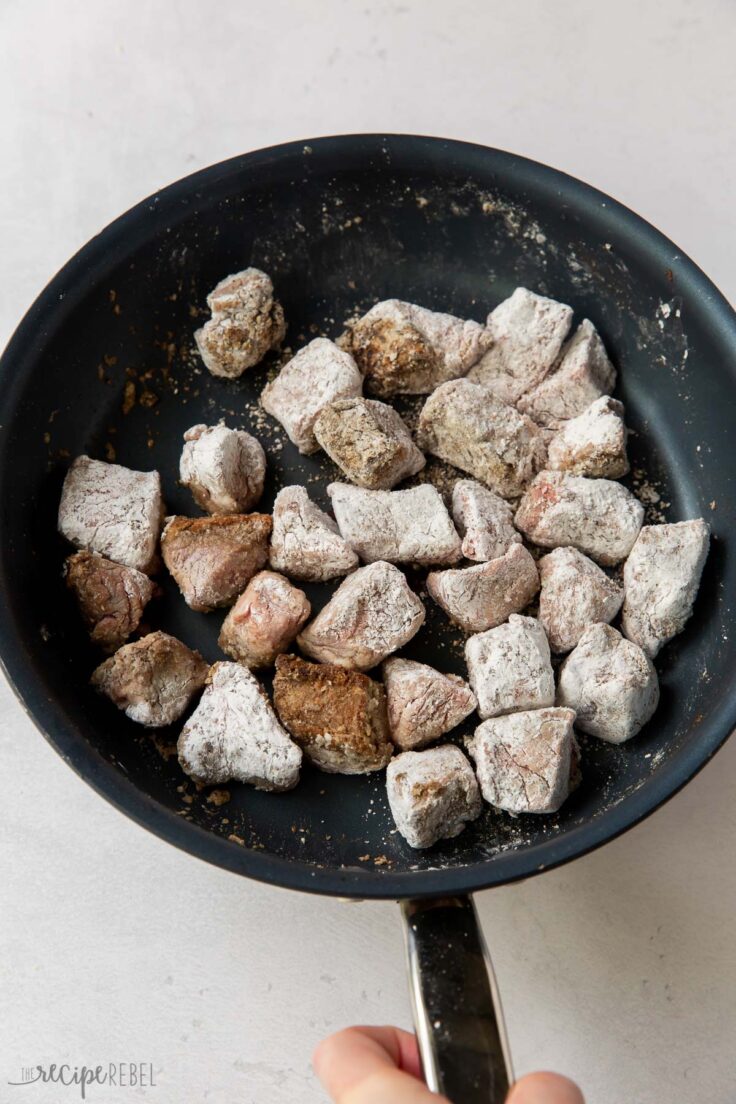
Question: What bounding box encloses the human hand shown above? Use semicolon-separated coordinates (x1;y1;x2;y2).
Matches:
313;1026;584;1103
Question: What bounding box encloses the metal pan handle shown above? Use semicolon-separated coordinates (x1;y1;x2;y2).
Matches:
400;895;513;1103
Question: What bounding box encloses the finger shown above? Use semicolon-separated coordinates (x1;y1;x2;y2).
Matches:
508;1071;585;1104
313;1025;444;1103
342;1068;446;1104
388;1026;425;1081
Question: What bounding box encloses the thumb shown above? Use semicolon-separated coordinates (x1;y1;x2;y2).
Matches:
507;1072;585;1103
313;1026;448;1103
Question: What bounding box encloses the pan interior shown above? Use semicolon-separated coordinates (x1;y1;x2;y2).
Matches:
1;137;733;895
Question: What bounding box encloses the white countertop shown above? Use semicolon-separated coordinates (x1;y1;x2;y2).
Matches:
1;3;734;1102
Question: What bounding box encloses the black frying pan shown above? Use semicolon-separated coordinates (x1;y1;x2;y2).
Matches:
1;136;734;1102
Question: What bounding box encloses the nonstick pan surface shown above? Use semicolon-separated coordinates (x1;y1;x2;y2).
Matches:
0;135;734;899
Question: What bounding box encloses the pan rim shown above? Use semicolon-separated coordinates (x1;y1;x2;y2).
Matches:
0;133;734;899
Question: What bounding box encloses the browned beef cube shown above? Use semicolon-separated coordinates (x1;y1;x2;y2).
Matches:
161;514;271;612
345;299;490;398
195;268;285;379
272;653;393;774
416;379;547;498
64;550;156;652
314;396;425;489
91;630;208;727
218;570;311;669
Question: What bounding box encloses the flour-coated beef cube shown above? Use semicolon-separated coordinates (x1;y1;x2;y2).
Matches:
327;482;461;566
297;561;425;671
465;614;554;719
386;745;482;848
538;546;623;653
269;485;358;583
546;397;628;478
467;288;573;404
195;268;285;378
515;471;643;565
517;320;616;428
467;707;576;814
180;423;266;514
382;657;476;750
621;520;710;657
260;338;362;454
58;455;164;573
557;623;659;743
178;662;301;791
426;543;539;632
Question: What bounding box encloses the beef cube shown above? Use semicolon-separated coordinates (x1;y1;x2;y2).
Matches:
91;630;208;728
416;379;547;498
382;657;477;750
272;653;392;774
557;623;659;743
297;560;425;670
515;471;644;565
517;320;616;428
465;614;554;719
622;519;710;657
178;662;301;791
314;396;425;489
426;543;539;632
180;423;266;514
467;707;576;815
345;299;490;398
538;546;623;653
161;514;271;612
260;337;362;454
269;485;358;583
64;551;156;653
467;288;573;404
218;570;310;669
451;479;522;561
386;745;482;849
327;482;461;566
194;268;285;379
58;455;163;573
547;397;628;478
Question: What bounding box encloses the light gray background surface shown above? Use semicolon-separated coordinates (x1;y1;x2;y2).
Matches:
1;2;734;1102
